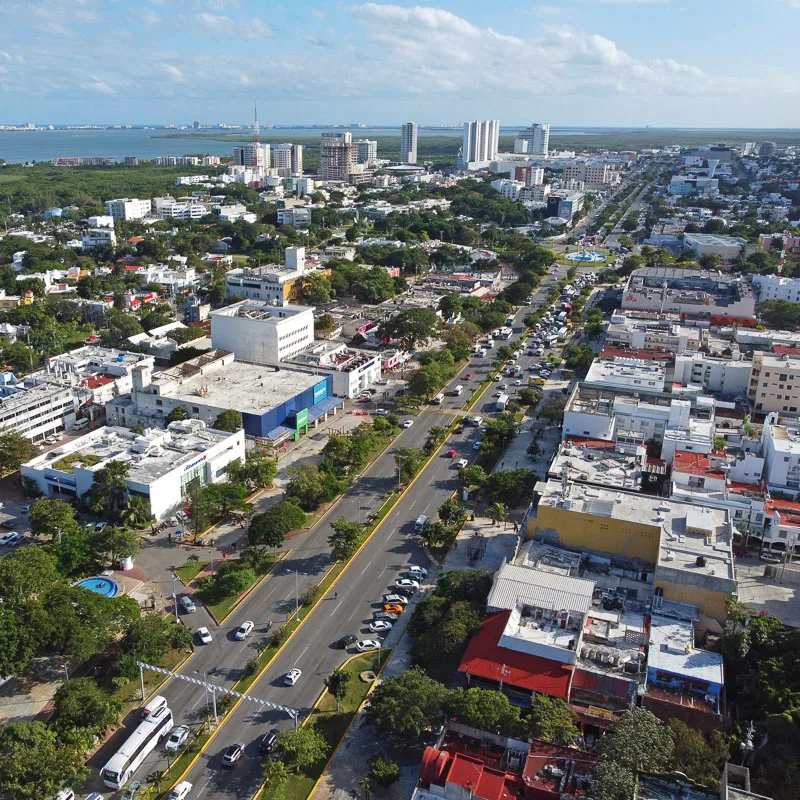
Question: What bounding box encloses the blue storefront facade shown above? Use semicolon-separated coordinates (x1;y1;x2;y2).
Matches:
241;375;334;439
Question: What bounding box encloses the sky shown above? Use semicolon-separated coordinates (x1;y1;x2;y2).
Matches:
0;0;798;128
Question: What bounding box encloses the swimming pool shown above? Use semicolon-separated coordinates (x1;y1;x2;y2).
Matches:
75;576;120;598
565;251;605;263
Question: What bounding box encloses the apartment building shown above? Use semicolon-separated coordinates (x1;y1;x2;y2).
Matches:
152;195;209;220
276;207;312;228
0;380;75;442
400;122;418;164
513;122;549;157
563;161;613;186
513;166;544;186
606;311;702;353
748;352;800;413
459;120;500;168
752;274;800;303
233;142;270;170
271;143;303;177
762;414;800;494
490;178;523;200
224;247;312;304
673;352;752;397
104;198;151;221
81;227;117;249
355;139;378;165
320;133;357;182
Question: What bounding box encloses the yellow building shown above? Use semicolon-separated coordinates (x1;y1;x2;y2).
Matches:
528;481;736;626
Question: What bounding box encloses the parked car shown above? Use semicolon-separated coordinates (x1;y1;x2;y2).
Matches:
356;639;381;653
221;741;245;767
375;408;389;416
457;459;469;469
234;621;254;641
284;668;302;686
196;627;212;645
407;565;428;578
370;620;393;633
395;578;420;591
382;594;408;605
0;531;17;546
446;449;457;458
372;611;400;622
383;603;404;614
391;585;416;599
402;420;414;428
337;634;358;649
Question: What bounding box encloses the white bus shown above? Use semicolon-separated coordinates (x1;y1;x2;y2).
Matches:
101;704;173;789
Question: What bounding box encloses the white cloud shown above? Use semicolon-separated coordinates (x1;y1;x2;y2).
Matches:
80;75;116;95
312;8;326;19
348;3;711;100
138;8;161;25
0;50;24;63
244;17;272;39
532;5;565;16
195;11;232;31
160;62;185;82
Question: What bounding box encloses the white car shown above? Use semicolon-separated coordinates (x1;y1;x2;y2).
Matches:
369;620;393;633
383;594;409;605
234;621;254;641
375;408;389;416
395;578;420;590
0;531;16;546
284;668;302;686
473;440;482;450
402;419;414;428
457;458;469;469
196;627;212;645
356;639;381;652
165;726;190;752
407;565;428;578
514;380;522;386
168;781;193;800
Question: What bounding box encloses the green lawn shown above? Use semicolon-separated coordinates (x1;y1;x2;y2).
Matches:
280;651;389;800
202;553;280;622
175;560;211;585
110;647;189;712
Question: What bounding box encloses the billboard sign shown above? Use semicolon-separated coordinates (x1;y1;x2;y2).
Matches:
313;381;327;404
295;409;308;430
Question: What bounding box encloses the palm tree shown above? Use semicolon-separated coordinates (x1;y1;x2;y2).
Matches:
119;495;152;527
359;776;373;800
488;502;507;528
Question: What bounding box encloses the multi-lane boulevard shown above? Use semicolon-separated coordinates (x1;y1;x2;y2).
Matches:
87;272;568;799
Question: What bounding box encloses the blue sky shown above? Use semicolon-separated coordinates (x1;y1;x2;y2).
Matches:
0;0;797;127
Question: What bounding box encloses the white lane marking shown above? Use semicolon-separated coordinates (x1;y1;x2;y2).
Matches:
359;558;373;575
330;600;343;616
295;645;309;664
196;772;216;797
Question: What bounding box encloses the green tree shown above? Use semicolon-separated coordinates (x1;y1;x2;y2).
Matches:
484;469;536;507
261;759;288;800
165;406;188;424
442;325;475;360
0;606;36;677
324;666;351;711
667;719;729;788
379;308;442;350
0;428;39;471
595;706;674;772
488;502;507;527
119;494;153;527
439;292;463;320
0;721;88;800
413;600;484;671
367;755;401;787
202;482;250;518
447;688;522;736
438;498;467;528
0;546;61;606
285;463;344;510
226;454;278;491
88;459;131;519
51;677;122;737
365;667;450;743
459;464;487;487
275;723;329;773
328;517;362;561
590;761;636;800
28;498;80;541
115;612;193;678
91;525;142;565
395;446;424;485
562;344;595;372
527;694;579;745
249;500;306;547
303;272;334;304
213;409;243;432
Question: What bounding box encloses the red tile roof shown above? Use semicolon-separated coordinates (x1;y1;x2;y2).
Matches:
600;345;674;362
459;611;572;699
419;748;518;800
561;437;617;451
773;345;800;356
766;498;800;527
672;450;725;479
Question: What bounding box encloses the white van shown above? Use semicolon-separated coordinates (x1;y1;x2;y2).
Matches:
72;418;89;431
140;694;169;720
470;415;483;427
414;514;429;532
453;385;464;396
432;393;445;405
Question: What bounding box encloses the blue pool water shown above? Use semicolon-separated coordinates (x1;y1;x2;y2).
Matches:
76;577;120;598
565;251;605;263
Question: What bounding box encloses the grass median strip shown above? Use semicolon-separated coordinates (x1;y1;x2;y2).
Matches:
175;559;210;585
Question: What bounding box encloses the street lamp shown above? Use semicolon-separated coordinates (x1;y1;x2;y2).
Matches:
171;572;179;622
61;664;69;681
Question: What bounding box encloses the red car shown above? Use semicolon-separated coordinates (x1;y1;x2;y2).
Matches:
465;374;473;380
356;396;371;403
446;449;457;458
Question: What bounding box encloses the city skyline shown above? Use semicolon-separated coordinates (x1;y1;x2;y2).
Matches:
0;0;798;127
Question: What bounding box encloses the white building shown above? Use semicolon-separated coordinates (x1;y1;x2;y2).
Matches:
490;178;524;201
218;204;257;223
514;123;549;157
673;352;751;397
87;215;115;228
400;122;418;164
584;357;667;393
224;246;311;304
276;207;312;228
21;420;245;521
762;414;800;494
272;143;303;177
356;139;378;165
459;120;500;168
82;227;117;250
104;198;151;221
519;184;550;203
752;274;800;303
0;379;75;442
233;142;270;170
606;311;702;354
211;301;315;364
563;160;613;185
152;195;209;221
286;339;382;398
320;133;357;182
683;233;748;260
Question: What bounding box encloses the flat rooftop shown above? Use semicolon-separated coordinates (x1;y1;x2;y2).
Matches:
27;422;235;485
685;233;748;246
503;604;578;652
160;360;321;414
548;440;646;491
584;357;667;390
648;614;724;684
210;300;312;324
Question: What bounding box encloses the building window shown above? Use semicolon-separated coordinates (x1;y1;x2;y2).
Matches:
156;399;163;406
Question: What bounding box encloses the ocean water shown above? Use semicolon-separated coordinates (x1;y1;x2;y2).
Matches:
0;126;469;164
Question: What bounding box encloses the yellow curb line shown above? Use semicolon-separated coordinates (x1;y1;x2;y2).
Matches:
168;410;458;795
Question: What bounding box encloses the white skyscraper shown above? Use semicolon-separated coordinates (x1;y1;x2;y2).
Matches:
514;123;549;158
356;139;378;165
400;122;418;164
460;120;500;167
272;143;304;176
233;142;270;169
